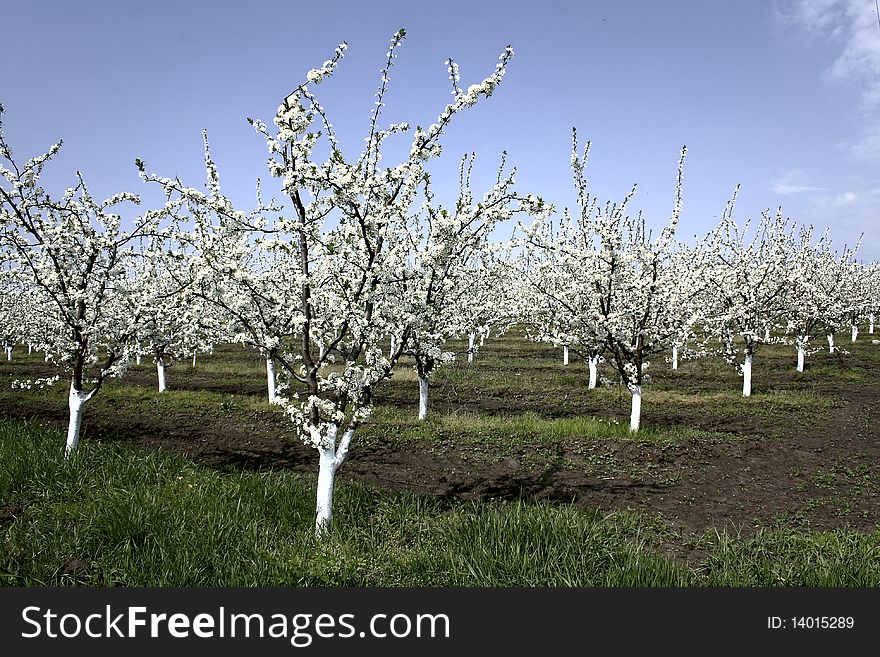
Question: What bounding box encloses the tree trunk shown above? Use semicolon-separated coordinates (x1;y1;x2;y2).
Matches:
314;423;355;536
5;344;11;361
192;350;197;367
870;315;875;334
629;385;642;433
418;376;429;420
65;383;90;459
588;355;598;389
671;345;678;370
851;325;858;342
28;343;32;355
157;356;167;392
563;345;569;366
266;357;278;404
468;332;475;362
742;353;753;397
796;340;805;373
827;333;835;354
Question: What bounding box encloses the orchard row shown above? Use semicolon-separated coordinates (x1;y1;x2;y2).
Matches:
2;31;876;533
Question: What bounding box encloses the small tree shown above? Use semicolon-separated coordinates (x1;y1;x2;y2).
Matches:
701;192;791;396
521;129;692;431
139;32;531;534
0;103;168;456
780;226;855;372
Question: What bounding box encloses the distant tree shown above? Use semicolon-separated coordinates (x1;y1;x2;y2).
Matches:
700;193;791;396
520;129;692;431
780;226;855;372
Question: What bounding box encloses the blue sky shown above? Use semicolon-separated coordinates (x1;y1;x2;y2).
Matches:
3;0;879;260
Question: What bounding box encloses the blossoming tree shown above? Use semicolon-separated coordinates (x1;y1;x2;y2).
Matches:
700;192;791;396
519;129;693;430
139;31;538;534
780;226;856;372
0;103;169;456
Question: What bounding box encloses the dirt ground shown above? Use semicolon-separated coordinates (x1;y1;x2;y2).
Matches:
2;342;879;565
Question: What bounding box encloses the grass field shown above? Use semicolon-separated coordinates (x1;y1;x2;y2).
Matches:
2;329;879;586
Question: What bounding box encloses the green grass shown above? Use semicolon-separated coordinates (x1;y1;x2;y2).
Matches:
2;419;878;587
2;330;879;587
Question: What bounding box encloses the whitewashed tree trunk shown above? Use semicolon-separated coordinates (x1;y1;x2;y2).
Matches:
65;384;92;459
468;332;475;362
480;333;485;346
266;357;278;404
314;423;355;536
563;345;569;366
28;343;32;355
742;353;753;397
389;335;397;355
136;341;142;365
851;325;858;342
5;345;11;361
418;376;429;420
192;351;197;367
671;345;678;370
764;326;771;341
588;356;598;389
629;385;642;433
796;339;805;373
827;333;835;353
157;356;167;392
870;315;875;334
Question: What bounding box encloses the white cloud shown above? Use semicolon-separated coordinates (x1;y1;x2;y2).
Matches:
769;169;823;195
785;1;880;109
846;127;880;159
772;183;819;194
834;190;858;204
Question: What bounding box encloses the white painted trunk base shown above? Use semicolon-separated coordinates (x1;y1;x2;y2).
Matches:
629;385;642;433
796;344;805;373
65;385;91;459
563;345;569;366
418;376;429;420
5;345;11;361
828;334;835;354
192;351;197;367
870;315;875;334
266;358;278;404
671;345;678;370
157;357;167;392
314;424;355;536
851;325;859;342
468;333;475;362
742;353;753;397
588;356;598;389
315;446;338;536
